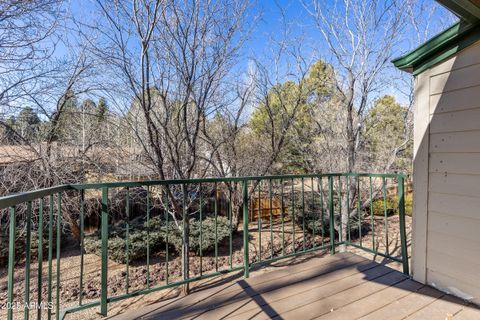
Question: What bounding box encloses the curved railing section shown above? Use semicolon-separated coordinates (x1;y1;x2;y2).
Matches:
0;173;409;320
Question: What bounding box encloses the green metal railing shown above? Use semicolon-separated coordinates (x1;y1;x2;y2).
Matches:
0;173;409;320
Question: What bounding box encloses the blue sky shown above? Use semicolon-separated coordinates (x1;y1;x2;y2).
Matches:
246;0;455;58
71;0;455;64
240;0;456;104
69;0;456;106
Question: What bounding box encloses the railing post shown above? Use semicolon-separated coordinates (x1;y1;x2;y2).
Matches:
398;176;410;275
328;176;335;255
243;180;249;278
100;187;108;316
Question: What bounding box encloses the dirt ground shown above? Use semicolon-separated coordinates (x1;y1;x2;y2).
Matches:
0;215;412;320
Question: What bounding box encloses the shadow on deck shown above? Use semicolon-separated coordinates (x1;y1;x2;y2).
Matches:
108;252;480;320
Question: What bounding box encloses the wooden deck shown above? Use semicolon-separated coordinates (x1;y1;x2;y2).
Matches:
110;252;480;320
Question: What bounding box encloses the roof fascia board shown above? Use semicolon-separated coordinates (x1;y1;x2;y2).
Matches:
412;23;480;75
437;0;480;23
392;21;473;71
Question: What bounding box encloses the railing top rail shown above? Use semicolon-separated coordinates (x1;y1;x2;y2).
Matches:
0;172;406;209
0;185;71;209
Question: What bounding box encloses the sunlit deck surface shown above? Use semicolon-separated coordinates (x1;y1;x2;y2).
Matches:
110;252;480;320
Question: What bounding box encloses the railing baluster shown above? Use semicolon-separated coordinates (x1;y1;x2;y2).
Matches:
229;183;233;270
358;177;362;247
291;178;295;253
301;177;306;251
257;180;261;262
125;187;130;293
181;184;189;289
25;201;32;320
269;179;273;259
37;199;44;319
346;177;351;243
146;186;151;288
319;177;324;247
242;180;249;278
382;177;389;256
311;177;316;249
214;182;218;271
337;177;342;244
328;176;335;255
165;186;170;284
79;190;85;305
55;193;61;320
280;178;285;256
47;195;53;320
100;188;108;316
7;206;16;320
369;176;374;251
198;183;202;277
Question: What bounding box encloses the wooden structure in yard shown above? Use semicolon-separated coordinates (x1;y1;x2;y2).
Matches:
386;178;413;197
249;195;285;222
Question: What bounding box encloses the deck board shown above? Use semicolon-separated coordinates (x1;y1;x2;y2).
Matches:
358;285;444;320
313;279;423;320
109;252;480;320
453;305;480;320
405;295;469;320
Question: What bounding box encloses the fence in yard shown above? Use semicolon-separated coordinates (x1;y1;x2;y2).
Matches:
0;173;409;320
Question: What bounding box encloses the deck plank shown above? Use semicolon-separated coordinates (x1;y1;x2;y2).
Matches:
358;285;444;320
314;279;424;320
405;295;469;320
453;304;480;319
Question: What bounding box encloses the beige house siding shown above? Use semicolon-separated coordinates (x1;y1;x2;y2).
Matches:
413;40;480;304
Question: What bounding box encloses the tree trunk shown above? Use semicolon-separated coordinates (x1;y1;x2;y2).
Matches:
231;201;242;231
340;99;356;252
340;176;356;252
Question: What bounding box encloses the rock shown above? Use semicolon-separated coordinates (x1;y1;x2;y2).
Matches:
71;288;79;297
86;289;98;298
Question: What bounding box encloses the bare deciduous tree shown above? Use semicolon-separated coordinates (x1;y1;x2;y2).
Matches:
302;0;413;250
89;0;254;293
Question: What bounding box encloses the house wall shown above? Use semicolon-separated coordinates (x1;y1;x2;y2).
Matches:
413;40;480;304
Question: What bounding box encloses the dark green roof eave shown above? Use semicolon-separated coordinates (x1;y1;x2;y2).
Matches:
393;21;480;75
436;0;480;23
